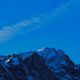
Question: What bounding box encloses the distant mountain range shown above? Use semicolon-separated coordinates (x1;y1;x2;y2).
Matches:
0;47;80;80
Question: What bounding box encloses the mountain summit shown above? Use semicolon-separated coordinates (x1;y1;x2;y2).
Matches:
0;47;80;80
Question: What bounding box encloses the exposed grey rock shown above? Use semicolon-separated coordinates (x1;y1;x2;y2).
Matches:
0;47;80;80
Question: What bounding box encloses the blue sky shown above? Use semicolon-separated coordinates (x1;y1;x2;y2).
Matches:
0;0;80;64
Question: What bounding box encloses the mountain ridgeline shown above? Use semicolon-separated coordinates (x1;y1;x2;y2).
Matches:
0;47;80;80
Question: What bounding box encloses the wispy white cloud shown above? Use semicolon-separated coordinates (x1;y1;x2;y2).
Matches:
0;0;79;43
0;17;41;43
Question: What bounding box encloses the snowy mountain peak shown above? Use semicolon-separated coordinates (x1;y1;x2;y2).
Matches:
0;47;80;80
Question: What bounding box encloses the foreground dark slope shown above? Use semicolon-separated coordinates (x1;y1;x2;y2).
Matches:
0;47;80;80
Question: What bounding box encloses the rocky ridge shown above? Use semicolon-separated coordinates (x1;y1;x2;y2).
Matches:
0;47;80;80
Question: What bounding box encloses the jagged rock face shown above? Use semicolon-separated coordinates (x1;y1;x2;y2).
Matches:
0;47;80;80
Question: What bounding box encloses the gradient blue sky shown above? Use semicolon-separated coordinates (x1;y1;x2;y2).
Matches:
0;0;80;63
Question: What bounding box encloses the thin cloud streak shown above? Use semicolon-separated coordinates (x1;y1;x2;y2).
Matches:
0;0;79;43
0;17;41;43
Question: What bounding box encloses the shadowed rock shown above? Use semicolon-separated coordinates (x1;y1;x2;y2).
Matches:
0;47;80;80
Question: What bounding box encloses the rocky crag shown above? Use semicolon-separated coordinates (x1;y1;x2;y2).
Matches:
0;47;80;80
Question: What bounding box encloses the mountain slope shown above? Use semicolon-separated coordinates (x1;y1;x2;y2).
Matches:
0;47;80;80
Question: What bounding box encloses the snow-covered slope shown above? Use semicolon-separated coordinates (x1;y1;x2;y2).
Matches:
0;47;80;80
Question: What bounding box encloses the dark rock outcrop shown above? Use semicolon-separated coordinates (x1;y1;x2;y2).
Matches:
0;47;80;80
